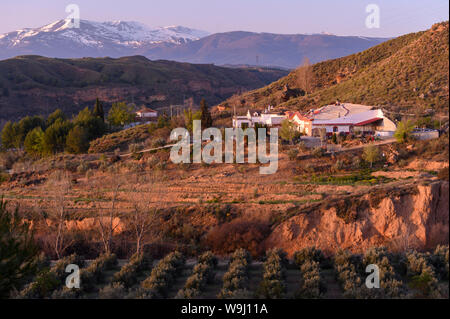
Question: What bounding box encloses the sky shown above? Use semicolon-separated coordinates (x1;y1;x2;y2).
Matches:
0;0;448;37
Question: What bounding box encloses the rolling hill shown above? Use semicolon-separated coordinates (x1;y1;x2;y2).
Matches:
0;55;288;123
222;22;449;115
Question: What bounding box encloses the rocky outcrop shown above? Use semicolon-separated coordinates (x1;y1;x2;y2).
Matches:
265;181;449;256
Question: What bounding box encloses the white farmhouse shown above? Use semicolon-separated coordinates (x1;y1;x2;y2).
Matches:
232;110;286;128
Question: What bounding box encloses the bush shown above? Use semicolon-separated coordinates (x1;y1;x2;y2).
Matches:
176;252;218;299
287;148;299;161
257;249;287;299
80;253;117;292
218;249;252;299
295;260;325;298
294;247;325;267
206;219;271;258
141;251;185;298
112;253;152;288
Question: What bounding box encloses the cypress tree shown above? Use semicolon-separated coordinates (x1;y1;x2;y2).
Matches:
200;99;213;128
93;98;104;122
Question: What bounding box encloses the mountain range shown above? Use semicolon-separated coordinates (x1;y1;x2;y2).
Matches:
0;19;388;68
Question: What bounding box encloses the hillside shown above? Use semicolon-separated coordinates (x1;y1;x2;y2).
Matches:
144;31;388;69
222;22;449;114
0;55;288;123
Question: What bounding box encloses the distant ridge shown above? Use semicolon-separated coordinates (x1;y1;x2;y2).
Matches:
222;22;449;114
0;19;387;68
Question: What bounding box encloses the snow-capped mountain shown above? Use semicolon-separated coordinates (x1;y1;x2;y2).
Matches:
0;19;209;59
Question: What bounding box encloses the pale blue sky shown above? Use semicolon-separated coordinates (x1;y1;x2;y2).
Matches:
0;0;448;36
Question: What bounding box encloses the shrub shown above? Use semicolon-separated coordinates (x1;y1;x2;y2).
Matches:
257;249;287;299
333;250;362;298
296;260;325;298
112;253;152;288
287;148;299;161
80;253;117;292
406;250;441;298
176;252;218;299
218;249;252;299
206;219;270;258
99;282;127;299
294;247;325;267
141;251;185;298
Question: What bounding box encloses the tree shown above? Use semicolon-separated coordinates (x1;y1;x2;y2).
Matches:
129;179;155;256
42;119;73;154
394;120;415;143
73;107;105;140
46;109;66;127
93;98;105;122
16;116;46;146
107;102;135;127
96;174;123;254
24;127;45;157
65;125;90;154
1;121;18;149
184;108;202;132
200;99;213;128
363;144;380;168
157;114;170;129
280;119;296;144
46;171;72;259
296;57;314;94
0;199;39;298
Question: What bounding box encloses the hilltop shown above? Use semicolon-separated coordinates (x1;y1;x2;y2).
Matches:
0;55;288;123
222;22;449;115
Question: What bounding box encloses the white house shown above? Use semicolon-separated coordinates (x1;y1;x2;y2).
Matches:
232;110;286;128
135;107;158;120
288;103;396;137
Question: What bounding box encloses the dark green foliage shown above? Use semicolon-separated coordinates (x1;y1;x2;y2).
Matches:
0;199;39;298
93;98;105;122
176;251;217;299
73;107;106;141
42;118;73;154
65;126;90;154
46;109;66;127
107;102;135;127
140;251;185;298
24;127;45;156
200;99;213;128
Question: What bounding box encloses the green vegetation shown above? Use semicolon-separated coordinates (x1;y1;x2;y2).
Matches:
0;199;39;298
219;249;252;298
107;102;136;127
257;249;287;299
394;120;415;143
362;144;380;168
176;251;218;298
